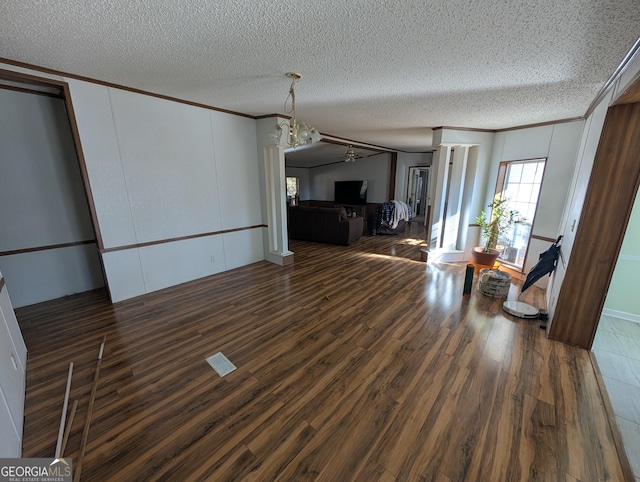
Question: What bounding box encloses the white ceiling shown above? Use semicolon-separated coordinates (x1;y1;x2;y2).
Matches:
1;1;639;153
285;142;386;169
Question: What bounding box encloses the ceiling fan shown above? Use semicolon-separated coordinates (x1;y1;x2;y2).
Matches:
342;145;365;162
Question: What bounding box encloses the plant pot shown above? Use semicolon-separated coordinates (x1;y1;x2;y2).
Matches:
471;247;500;267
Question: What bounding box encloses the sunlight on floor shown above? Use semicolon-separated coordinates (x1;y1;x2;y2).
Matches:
354;251;424;263
396;238;429;246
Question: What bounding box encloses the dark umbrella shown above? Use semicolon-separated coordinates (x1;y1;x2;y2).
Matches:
521;236;563;292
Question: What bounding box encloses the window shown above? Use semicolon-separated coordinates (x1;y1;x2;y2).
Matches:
494;159;546;269
286;176;299;205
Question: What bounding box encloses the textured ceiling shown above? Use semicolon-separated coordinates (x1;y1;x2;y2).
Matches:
1;1;640;152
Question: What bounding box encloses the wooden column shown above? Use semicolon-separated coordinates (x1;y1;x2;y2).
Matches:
388;152;397;201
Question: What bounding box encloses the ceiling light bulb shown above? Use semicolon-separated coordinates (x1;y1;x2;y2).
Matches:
310;129;322;143
298;123;310;140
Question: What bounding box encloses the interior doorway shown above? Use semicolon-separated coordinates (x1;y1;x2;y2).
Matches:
0;70;106;307
407;167;430;224
590;188;640;478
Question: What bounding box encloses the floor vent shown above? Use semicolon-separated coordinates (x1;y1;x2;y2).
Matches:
205;352;237;377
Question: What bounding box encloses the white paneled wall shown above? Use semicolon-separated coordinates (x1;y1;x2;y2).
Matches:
66;79;138;249
138;235;227;293
103;230;263;302
66;76;263;302
210;110;263;229
0;245;104;308
101;250;146;302
501;125;554;160
547;95;612;317
109;89;222;242
534;121;585;238
555;97;611;264
222;229;265;270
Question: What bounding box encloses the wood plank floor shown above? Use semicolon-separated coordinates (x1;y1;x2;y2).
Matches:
17;223;626;481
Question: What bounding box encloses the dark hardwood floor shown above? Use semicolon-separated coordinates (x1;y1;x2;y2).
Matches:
17;222;626;481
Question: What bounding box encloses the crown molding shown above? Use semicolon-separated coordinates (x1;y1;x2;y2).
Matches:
254;113;287;120
0;57;254;119
7;47;638;150
494;116;585;132
432;126;495;133
586;36;640;117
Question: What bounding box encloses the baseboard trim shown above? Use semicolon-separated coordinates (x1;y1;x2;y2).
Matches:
265;250;294;267
602;308;640;324
429;250;465;263
282;253;295;266
618;254;640;262
497;264;526;281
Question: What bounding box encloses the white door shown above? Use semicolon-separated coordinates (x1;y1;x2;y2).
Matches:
407;167;430;221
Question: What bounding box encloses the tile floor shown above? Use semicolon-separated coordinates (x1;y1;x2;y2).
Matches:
592;314;640;481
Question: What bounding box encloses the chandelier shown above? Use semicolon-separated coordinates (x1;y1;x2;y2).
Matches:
274;73;321;147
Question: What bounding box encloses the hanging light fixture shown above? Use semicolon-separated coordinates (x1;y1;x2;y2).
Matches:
344;145;359;162
273;73;321;148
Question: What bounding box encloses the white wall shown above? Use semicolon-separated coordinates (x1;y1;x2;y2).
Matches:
0;89;104;307
0;61;265;303
308;153;392;203
62;78;264;302
485;121;583;283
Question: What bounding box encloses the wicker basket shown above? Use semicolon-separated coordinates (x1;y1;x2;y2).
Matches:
478;268;512;298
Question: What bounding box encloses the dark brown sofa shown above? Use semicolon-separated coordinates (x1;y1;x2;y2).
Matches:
288;201;363;245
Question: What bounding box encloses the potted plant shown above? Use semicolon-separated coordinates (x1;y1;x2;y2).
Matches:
471;198;516;266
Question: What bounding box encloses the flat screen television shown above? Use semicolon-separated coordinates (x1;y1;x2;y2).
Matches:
334;180;368;205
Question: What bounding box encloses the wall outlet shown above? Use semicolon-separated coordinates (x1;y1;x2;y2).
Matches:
210;255;215;263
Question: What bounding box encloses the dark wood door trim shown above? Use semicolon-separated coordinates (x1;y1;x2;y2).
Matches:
0;68;108;296
549;101;640;348
0;68;104;251
389;153;397;201
61;82;105;250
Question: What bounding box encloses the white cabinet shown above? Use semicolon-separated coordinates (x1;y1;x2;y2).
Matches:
0;389;21;457
0;271;27;457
